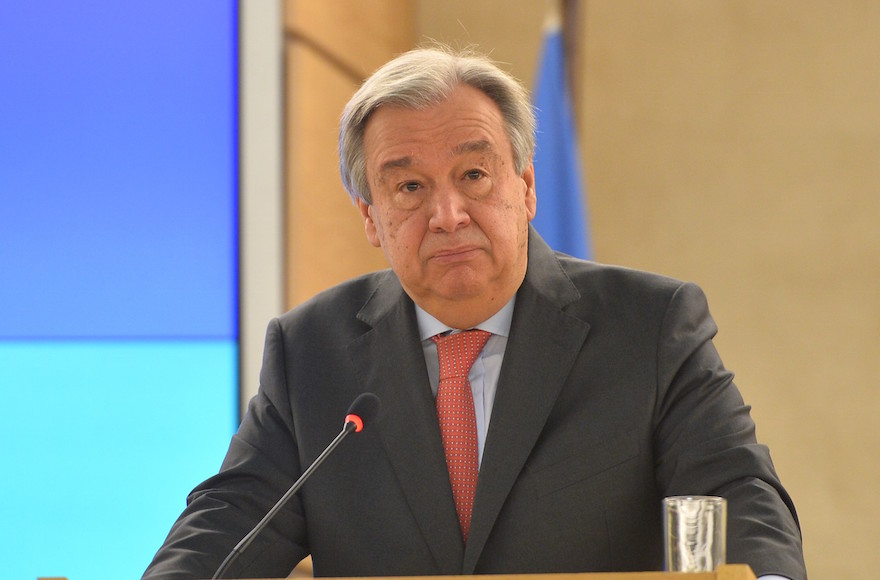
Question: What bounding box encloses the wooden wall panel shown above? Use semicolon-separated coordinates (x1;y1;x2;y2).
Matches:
283;0;414;308
286;0;415;78
284;42;384;306
415;0;546;88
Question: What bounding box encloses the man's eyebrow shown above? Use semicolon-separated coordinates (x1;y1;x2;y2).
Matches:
377;140;493;175
378;156;412;174
452;139;493;156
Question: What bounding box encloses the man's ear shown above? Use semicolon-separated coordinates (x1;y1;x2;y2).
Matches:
522;161;537;221
356;198;381;247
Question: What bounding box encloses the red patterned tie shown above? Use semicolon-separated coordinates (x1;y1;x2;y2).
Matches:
432;329;491;543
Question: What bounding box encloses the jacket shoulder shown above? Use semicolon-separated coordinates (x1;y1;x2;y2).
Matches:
556;255;692;304
274;269;395;333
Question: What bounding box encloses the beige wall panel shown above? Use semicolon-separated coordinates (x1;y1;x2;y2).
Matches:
577;2;880;578
416;0;546;87
286;0;415;77
285;43;387;308
283;1;415;308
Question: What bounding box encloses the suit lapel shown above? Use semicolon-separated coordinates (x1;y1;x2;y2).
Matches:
464;231;591;572
346;272;465;573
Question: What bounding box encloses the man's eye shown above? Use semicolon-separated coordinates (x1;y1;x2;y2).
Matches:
401;182;420;192
465;170;483;180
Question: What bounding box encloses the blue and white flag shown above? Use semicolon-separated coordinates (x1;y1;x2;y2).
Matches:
532;21;592;259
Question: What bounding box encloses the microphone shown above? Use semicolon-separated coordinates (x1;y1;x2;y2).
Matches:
212;392;381;579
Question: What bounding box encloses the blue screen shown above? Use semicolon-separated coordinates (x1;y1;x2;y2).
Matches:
0;1;238;339
0;342;238;578
0;2;239;578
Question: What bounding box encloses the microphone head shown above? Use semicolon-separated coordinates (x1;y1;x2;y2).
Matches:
344;392;381;433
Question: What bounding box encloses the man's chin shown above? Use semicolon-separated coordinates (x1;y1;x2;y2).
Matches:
430;269;491;299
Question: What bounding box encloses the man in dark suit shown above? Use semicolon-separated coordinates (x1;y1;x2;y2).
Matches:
143;47;806;579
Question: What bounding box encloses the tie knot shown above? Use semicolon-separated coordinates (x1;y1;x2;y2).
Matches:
432;329;491;380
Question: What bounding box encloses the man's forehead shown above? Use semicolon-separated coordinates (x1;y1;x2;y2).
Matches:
376;139;496;175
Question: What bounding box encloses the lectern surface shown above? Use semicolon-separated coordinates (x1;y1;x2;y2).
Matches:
37;564;757;580
232;563;756;580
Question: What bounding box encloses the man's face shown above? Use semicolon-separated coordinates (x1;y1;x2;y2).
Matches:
357;84;536;328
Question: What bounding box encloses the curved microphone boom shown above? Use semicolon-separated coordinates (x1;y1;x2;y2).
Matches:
212;392;381;579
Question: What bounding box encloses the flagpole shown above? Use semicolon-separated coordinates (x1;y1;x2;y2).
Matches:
563;0;582;119
532;0;592;259
544;0;582;121
544;0;562;32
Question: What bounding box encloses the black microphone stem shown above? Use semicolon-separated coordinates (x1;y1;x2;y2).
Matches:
212;421;357;579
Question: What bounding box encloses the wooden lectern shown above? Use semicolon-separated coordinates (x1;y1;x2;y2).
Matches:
242;564;757;580
38;564;756;580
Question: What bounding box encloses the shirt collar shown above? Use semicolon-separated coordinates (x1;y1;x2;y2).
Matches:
415;297;516;341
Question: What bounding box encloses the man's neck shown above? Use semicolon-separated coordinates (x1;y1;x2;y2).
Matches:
406;266;526;329
415;297;516;340
416;293;514;330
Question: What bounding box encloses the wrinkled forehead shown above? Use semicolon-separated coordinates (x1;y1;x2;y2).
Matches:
363;87;512;172
374;139;500;178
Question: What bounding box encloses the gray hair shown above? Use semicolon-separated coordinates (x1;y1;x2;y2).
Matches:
339;46;536;205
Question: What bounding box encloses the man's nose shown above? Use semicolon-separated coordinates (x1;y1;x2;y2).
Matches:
427;186;471;232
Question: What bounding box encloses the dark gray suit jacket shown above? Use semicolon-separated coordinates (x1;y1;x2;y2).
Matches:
143;230;806;579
